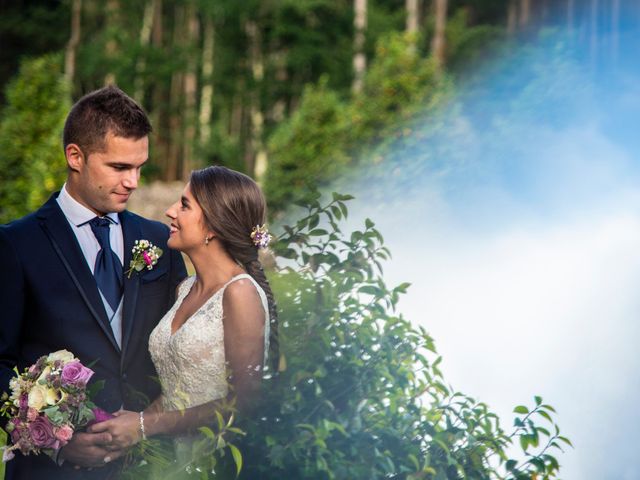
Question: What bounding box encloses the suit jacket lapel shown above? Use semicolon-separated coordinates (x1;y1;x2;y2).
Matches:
37;194;120;353
119;210;141;363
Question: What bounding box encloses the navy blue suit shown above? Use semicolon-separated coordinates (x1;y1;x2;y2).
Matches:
0;193;187;479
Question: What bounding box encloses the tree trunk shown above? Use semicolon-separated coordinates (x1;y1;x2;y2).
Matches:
245;19;266;179
181;3;199;180
167;4;185;180
65;0;82;87
431;0;448;69
150;0;170;180
507;0;517;35
199;15;215;148
519;0;530;28
352;0;367;94
104;0;120;85
406;0;419;34
134;0;158;102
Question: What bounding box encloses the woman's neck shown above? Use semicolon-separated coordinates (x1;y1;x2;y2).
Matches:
188;243;244;292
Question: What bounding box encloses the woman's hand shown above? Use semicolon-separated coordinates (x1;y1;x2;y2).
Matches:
87;410;142;450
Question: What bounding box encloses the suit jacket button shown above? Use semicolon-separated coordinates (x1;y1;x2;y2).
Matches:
122;373;128;380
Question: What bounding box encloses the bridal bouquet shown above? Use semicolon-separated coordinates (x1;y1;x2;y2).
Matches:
1;350;109;462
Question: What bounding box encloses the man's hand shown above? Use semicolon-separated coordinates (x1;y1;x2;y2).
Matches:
59;431;125;468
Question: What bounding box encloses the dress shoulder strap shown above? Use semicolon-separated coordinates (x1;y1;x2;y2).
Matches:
177;275;196;299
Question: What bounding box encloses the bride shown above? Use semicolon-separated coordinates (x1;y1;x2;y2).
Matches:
89;165;278;460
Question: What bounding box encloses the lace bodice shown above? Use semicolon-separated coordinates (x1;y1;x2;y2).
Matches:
148;274;269;412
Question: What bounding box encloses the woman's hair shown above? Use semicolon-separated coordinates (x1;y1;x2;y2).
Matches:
189;166;279;374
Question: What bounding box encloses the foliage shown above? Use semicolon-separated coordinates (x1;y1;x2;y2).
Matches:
120;400;244;480
232;193;570;479
265;33;451;215
0;53;70;224
264;78;352;214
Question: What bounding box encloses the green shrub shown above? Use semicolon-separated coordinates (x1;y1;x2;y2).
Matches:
121;194;570;479
265;33;452;217
0;53;70;224
237;193;570;479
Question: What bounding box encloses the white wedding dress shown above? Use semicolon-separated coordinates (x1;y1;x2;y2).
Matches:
148;273;269;459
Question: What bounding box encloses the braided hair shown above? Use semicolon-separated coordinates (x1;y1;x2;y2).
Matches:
189;166;279;375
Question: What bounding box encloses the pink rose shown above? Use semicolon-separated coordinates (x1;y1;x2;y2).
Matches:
86;407;115;427
61;361;94;386
19;394;28;411
26;408;38;422
142;251;152;265
27;416;58;449
54;425;73;444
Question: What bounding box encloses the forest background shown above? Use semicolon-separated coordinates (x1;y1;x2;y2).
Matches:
1;1;637;479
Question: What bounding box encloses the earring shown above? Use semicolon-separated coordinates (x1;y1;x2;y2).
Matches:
204;236;210;246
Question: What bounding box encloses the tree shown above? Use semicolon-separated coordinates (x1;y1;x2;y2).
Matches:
431;0;448;69
64;0;82;85
406;0;419;34
0;54;70;224
265;32;449;216
352;0;367;93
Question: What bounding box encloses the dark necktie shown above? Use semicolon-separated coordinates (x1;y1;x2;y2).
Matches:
89;217;123;312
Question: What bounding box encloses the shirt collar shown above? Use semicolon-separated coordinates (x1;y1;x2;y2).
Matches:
57;183;120;227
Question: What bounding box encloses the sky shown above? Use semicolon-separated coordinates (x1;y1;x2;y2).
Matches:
344;24;640;480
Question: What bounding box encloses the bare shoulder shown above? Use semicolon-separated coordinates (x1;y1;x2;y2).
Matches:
222;277;264;324
224;277;261;305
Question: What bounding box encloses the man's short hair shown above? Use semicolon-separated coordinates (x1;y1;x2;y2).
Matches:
63;85;152;156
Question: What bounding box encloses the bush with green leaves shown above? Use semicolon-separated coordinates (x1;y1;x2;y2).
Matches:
236;193;570;479
122;193;569;480
265;32;451;216
0;53;70;224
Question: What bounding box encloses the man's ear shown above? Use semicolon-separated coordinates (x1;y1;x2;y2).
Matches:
65;144;84;172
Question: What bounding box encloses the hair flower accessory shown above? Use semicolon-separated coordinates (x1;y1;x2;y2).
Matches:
250;225;272;249
126;239;163;278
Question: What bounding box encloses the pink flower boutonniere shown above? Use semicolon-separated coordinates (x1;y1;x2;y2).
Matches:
126;239;163;278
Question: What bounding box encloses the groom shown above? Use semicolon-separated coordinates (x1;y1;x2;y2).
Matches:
0;86;187;479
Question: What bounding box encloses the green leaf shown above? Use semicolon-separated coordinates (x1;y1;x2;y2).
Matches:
513;405;529;415
308;214;320;229
558;435;573;447
229;444;243;477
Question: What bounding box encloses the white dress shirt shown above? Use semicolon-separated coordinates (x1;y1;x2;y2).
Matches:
56;184;124;348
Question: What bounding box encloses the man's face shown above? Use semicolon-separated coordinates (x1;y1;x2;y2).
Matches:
68;133;148;216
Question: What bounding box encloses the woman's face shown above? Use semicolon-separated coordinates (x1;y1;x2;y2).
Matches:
165;183;210;252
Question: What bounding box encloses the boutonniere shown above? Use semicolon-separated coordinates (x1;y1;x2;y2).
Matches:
126;239;163;278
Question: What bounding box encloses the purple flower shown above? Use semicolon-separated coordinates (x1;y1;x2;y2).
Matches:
27;416;58;449
8;420;22;444
86;407;115;427
19;394;28;412
61;361;94;386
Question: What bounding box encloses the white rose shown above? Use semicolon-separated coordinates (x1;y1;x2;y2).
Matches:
28;384;48;411
47;350;75;364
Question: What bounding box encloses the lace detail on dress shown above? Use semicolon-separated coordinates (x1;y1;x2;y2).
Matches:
148;274;270;412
